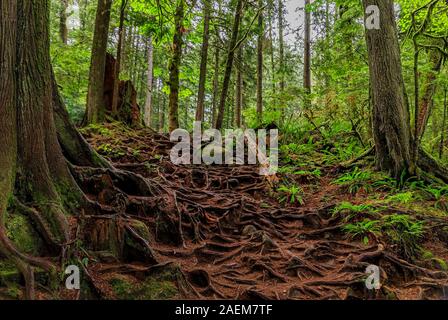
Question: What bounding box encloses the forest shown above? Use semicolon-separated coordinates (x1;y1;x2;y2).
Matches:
1;0;448;302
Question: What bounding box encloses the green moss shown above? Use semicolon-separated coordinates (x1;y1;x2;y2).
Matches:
4;212;43;255
109;273;178;300
55;181;82;211
0;260;18;280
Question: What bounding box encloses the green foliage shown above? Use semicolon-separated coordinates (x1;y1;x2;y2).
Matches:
332;201;378;222
421;250;448;271
333;167;373;195
381;215;424;259
386;192;418;205
342;213;425;255
277;184;305;205
342;219;381;244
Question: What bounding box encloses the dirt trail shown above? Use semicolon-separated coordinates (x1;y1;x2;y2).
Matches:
80;125;448;300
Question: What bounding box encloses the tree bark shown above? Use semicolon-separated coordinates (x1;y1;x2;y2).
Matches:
195;0;212;122
303;0;312;109
256;0;264;123
278;0;285;118
111;0;128;117
235;46;243;128
0;0;88;298
59;0;69;44
144;36;154;127
439;87;448;159
84;0;113;125
211;3;221;128
363;0;413;178
416;50;444;141
168;0;185;132
214;0;244;130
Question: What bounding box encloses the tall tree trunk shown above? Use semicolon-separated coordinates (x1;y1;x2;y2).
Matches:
215;0;244;130
439;87;448;159
59;0;69;44
256;0;264;123
211;42;220;127
0;0;90;299
268;0;276;99
235;47;243;128
159;90;166;132
79;0;88;32
303;0;312;109
416;50;444;141
131;30;140;84
144;36;154;127
195;0;212;122
111;0;128;116
168;0;185;132
363;0;413;177
0;0;160;300
278;0;285;117
211;2;222;127
84;0;113;125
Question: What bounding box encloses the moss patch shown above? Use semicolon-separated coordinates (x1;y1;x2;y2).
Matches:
109;273;178;300
5;212;43;255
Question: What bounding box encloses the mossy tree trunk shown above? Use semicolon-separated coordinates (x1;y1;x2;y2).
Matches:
111;0;128;117
0;0;156;300
0;0;83;299
256;0;264;124
362;0;414;178
168;0;185;132
84;0;113;125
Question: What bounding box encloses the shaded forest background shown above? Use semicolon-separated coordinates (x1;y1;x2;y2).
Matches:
52;0;448;165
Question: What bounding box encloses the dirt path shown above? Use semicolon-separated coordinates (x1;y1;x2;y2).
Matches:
80;125;448;300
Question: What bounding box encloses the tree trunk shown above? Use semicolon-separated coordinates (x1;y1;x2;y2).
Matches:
168;0;185;132
416;50;444;141
278;0;285;118
84;0;113;125
303;0;312;109
235;47;243;128
0;0;161;300
256;0;264;124
111;0;127;117
211;5;221;128
268;0;276;99
214;0;244;130
439;87;448;159
195;0;211;122
144;36;154;127
0;0;87;299
59;0;69;44
362;0;413;177
159;91;166;132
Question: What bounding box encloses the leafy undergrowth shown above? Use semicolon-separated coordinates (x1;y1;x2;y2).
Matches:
3;122;448;300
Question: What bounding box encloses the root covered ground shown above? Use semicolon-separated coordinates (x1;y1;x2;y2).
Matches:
3;123;448;300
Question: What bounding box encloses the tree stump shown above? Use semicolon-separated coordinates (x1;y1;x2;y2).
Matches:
104;53;141;126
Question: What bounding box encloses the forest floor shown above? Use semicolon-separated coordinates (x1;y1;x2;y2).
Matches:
73;122;448;300
3;122;448;300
